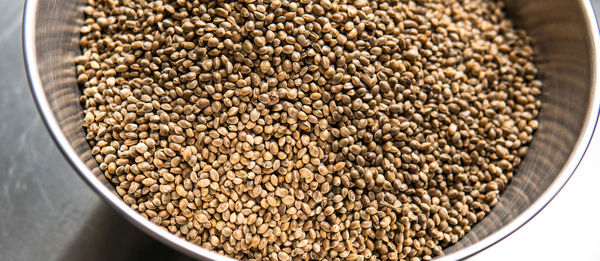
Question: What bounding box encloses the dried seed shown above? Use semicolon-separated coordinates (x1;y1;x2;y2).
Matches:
282;195;295;206
198;179;211;188
79;0;542;260
176;185;187;197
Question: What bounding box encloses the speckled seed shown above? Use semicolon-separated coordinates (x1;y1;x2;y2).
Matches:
282;195;295;205
78;0;542;260
198;179;211;187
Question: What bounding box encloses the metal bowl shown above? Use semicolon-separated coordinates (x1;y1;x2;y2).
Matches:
23;0;600;259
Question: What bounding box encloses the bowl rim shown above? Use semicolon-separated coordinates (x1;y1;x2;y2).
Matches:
22;0;600;260
22;1;236;260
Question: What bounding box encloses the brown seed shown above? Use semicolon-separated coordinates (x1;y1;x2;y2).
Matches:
282;195;295;206
198;179;211;187
260;61;270;74
334;162;345;171
250;109;260;122
324;206;335;216
404;48;420;60
299;168;313;181
79;0;542;260
266;196;278;207
317;166;329;175
176;185;187;197
278;252;290;261
257;224;269;234
142;178;156;186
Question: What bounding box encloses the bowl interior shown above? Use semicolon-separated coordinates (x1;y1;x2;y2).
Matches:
24;0;599;259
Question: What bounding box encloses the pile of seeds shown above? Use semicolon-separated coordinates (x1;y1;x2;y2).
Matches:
77;0;541;260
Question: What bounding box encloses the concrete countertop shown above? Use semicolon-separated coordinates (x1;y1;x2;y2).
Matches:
1;0;598;260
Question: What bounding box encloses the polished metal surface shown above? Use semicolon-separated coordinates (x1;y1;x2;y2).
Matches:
0;0;191;260
18;0;600;260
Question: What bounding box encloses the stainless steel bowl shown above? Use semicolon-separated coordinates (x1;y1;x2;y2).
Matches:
23;0;600;259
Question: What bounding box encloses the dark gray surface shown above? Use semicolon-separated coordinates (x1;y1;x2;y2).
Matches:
3;0;600;261
0;1;190;260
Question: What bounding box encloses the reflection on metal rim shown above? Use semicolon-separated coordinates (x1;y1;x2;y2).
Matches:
22;0;600;259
